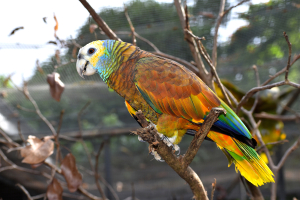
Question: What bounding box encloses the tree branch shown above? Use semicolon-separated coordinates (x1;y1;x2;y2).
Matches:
174;0;213;89
124;7;136;45
255;112;300;121
16;183;33;200
283;32;292;81
212;0;225;67
78;0;121;41
183;108;225;168
133;108;224;200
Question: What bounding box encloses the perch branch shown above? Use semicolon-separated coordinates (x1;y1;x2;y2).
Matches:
183;107;225;168
133;108;224;200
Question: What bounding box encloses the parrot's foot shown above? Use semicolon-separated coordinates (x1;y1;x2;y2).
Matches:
137;136;146;142
150;148;164;162
159;134;180;155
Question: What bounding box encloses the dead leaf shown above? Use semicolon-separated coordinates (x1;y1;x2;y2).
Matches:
61;153;82;192
89;24;98;33
54;14;58;37
46;178;63;200
20;135;54;164
198;12;215;19
43;17;47;24
9;26;24;36
47;72;65;102
48;41;57;45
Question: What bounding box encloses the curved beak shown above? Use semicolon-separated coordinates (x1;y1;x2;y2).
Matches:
76;57;87;79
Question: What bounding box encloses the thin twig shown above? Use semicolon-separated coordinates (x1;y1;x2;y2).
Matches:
23;83;58;137
17;105;36;113
16;183;33;200
262;54;300;86
280;88;300;115
211;178;217;200
185;29;232;108
95;142;107;199
134;32;160;52
250;65;260;113
78;186;102;200
283;32;292;81
255;112;300;121
55;110;65;163
0;128;19;147
276;136;300;170
77;101;107;200
115;31;161;52
78;0;120;41
77;101;94;169
174;0;212;89
17;121;26;143
212;0;249;67
256;140;289;152
152;52;200;75
72;39;82;48
124;7;136;45
212;0;225;67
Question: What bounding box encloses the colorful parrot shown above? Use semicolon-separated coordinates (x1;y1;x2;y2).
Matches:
76;40;274;186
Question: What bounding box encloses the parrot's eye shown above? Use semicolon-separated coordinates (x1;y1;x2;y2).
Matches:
88;48;96;54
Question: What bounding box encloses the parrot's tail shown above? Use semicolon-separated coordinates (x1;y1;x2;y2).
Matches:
207;131;274;186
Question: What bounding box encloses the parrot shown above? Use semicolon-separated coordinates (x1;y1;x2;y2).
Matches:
76;40;274;186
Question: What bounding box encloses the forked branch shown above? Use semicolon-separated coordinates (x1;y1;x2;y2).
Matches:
133;108;224;200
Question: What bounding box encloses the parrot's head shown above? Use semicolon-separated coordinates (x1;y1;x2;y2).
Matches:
76;40;114;80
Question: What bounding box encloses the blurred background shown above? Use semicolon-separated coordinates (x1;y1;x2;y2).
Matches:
0;0;299;199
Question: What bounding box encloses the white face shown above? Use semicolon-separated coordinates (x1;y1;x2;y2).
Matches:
76;41;105;78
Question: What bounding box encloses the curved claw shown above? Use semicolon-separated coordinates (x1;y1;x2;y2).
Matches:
173;144;180;155
151;149;164;162
160;135;181;155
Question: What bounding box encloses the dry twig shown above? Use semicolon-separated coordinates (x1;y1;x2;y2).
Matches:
78;0;120;41
16;183;33;200
211;178;217;200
